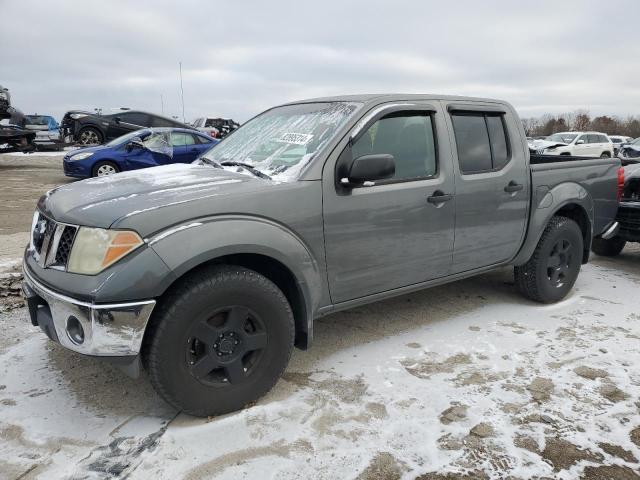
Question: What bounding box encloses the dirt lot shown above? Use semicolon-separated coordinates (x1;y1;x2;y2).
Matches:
0;153;74;236
0;153;74;270
1;154;639;479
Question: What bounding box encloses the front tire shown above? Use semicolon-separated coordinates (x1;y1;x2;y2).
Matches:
515;216;583;303
91;160;120;177
600;151;611;158
143;265;295;417
591;236;626;257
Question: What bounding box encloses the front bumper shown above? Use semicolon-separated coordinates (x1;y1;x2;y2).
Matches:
62;158;89;178
22;265;156;357
617;201;640;242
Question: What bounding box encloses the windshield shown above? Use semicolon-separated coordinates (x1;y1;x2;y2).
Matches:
25;115;54;125
632;137;640;145
545;133;578;144
105;129;151;147
200;102;361;181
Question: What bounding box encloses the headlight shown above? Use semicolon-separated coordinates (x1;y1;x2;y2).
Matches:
0;91;7;100
70;113;88;120
70;152;94;161
67;228;143;275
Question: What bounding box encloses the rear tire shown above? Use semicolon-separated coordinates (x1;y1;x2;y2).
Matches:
591;236;626;257
143;265;295;417
515;216;583;303
78;127;103;145
91;161;119;177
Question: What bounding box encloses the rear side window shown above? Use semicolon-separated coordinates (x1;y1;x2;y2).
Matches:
152;116;176;128
451;113;510;174
170;132;196;146
486;115;509;170
120;112;149;126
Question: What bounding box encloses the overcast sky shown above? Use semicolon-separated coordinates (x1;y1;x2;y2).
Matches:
2;0;639;123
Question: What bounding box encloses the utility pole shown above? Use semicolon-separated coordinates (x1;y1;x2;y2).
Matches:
179;62;186;124
160;94;164;115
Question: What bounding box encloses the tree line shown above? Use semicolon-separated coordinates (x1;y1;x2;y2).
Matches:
521;110;640;138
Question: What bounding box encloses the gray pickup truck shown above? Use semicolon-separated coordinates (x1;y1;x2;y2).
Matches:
22;94;621;416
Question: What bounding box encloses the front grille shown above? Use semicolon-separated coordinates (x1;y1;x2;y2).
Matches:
31;211;78;270
55;226;77;265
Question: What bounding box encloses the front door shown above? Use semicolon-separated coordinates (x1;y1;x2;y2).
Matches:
124;132;174;170
443;103;529;273
323;104;455;304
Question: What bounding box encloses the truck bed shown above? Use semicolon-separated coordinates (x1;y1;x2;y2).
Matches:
529;155;620;237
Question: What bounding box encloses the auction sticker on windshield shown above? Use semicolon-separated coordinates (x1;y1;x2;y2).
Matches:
277;132;313;145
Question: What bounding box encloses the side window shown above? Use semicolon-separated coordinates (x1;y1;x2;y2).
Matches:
350;112;437;181
600;135;610;143
486;115;509;170
451;114;492;173
152;116;175;127
577;135;589;144
195;134;213;144
120;112;149;126
170;132;195;146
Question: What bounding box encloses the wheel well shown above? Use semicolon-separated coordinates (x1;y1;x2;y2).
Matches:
554;204;591;263
164;254;309;350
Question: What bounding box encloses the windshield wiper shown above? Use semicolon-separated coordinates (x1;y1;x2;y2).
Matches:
199;157;221;168
219;161;271;180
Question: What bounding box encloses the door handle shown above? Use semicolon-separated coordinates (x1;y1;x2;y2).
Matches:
427;190;453;205
504;181;524;193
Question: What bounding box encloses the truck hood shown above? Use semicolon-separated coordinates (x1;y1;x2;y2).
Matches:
39;164;273;232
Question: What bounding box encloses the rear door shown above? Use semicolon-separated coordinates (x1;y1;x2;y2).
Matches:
596;134;613;156
169;131;208;163
574;134;591;156
443;102;529;273
108;112;150;139
322;102;456;303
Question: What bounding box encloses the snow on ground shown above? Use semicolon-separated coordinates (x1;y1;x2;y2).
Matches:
0;147;79;158
1;252;640;479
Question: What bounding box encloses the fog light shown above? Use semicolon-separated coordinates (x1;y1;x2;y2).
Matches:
66;316;85;345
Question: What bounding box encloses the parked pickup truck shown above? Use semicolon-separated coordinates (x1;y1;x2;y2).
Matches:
591;163;640;256
22;94;621;416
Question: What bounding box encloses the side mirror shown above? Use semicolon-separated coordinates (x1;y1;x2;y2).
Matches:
126;138;145;151
341;154;395;186
576;139;585;145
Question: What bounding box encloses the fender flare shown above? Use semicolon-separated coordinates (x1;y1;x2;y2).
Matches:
146;215;325;338
512;182;593;266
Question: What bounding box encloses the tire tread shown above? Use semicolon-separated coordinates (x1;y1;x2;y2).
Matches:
142;264;294;416
514;216;581;303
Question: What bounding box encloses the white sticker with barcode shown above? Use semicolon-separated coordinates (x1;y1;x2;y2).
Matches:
277;132;313;145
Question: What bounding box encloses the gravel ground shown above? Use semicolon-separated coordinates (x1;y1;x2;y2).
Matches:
0;153;74;238
1;153;639;479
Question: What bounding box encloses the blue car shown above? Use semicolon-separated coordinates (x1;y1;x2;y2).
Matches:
63;127;218;178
